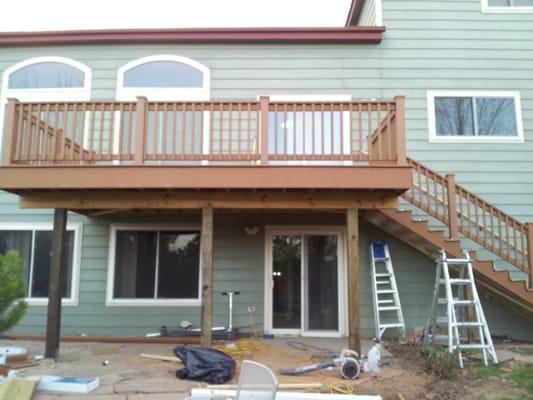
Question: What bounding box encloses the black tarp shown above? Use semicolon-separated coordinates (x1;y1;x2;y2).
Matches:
173;345;236;384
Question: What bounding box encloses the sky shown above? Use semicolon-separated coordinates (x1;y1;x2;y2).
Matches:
1;0;352;32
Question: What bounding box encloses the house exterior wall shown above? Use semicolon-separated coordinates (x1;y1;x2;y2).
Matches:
0;0;532;338
9;212;533;339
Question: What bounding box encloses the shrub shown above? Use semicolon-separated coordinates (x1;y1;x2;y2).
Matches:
419;342;460;380
0;250;28;332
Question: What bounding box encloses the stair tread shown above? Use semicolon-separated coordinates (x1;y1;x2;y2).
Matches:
378;306;400;311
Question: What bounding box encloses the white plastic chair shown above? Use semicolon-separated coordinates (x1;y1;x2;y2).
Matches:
235;360;278;400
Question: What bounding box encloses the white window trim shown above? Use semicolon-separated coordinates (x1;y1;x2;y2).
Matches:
116;55;210;102
0;56;92;156
263;225;348;338
375;0;384;25
427;90;524;144
481;0;533;12
0;222;83;307
106;224;203;307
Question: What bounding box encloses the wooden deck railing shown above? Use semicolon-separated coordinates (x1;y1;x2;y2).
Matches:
1;96;407;166
403;157;533;288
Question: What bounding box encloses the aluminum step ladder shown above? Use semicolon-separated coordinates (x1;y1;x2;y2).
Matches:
369;241;406;340
426;249;498;368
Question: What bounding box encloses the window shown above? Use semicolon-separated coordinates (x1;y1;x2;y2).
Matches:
8;62;85;89
427;91;523;143
0;223;82;305
116;55;210;101
107;226;202;306
482;0;533;11
0;57;92;157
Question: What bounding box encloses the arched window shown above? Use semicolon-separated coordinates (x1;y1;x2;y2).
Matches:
2;56;91;96
116;55;210;101
0;57;92;154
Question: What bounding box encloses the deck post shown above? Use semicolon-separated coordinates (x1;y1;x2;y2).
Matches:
45;208;67;360
2;99;18;166
446;174;458;241
527;222;533;289
393;96;407;166
259;96;270;165
200;206;214;347
346;208;361;353
134;96;147;165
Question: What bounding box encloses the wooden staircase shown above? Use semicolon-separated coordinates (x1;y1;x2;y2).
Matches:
365;157;533;318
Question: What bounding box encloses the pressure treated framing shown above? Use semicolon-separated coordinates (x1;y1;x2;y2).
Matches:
45;208;67;360
200;206;214;347
17;190;400;211
346;208;361;353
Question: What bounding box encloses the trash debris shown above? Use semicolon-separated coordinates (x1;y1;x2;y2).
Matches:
364;341;381;374
35;376;100;394
280;349;361;380
0;347;28;365
145;332;161;337
174;345;235;384
33;355;44;361
102;360;110;366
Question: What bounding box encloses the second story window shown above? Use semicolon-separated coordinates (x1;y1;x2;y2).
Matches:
428;91;524;143
482;0;533;11
116;55;210;101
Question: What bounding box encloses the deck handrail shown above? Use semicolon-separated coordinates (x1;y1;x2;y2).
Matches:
2;97;406;166
403;157;532;288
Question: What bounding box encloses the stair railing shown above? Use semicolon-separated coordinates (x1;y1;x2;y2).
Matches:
404;157;532;288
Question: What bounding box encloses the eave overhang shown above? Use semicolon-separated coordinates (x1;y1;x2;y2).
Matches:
0;26;385;46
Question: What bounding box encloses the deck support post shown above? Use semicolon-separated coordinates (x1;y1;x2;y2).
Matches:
393;96;407;166
527;222;533;289
446;174;458;241
259;96;270;165
346;208;361;353
45;208;67;360
2;99;18;166
200;206;214;347
134;96;147;165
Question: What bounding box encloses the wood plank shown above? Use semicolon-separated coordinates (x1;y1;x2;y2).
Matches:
200;206;214;348
45;208;67;360
0;165;412;191
18;190;400;210
346;208;361;353
8;333;206;344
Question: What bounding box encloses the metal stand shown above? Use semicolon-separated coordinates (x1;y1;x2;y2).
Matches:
222;291;240;332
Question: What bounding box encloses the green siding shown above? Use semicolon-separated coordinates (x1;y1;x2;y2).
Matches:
1;0;532;338
11;215;532;339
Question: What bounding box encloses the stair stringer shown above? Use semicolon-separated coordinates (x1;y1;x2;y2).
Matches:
364;208;533;319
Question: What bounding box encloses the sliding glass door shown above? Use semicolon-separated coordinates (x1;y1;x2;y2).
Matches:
270;231;343;336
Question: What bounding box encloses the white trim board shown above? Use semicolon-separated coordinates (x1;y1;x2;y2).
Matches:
427;90;524;144
0;222;83;307
481;0;533;12
263;225;348;338
106;223;203;307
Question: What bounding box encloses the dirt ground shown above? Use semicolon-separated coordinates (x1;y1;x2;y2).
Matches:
1;337;532;399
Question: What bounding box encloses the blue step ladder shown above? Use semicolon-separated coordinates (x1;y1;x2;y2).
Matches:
369;241;406;340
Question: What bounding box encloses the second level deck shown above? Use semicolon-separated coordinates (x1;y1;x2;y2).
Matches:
0;96;410;194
